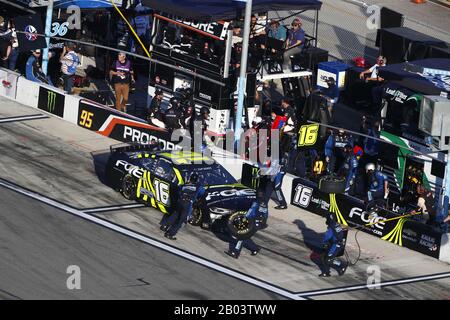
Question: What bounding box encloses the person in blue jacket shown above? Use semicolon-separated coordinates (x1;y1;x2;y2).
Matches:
161;172;206;240
319;214;348;277
338;145;361;195
25;50;53;86
365;163;389;208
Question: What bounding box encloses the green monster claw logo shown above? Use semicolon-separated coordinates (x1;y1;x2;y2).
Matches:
47;91;56;113
381;217;407;246
251;167;260;189
329;194;348;226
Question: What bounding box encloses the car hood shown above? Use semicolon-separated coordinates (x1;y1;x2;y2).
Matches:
204;184;256;211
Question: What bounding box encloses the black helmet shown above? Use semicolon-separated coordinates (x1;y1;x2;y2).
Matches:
170;97;180;108
200;106;210;115
189;172;199;184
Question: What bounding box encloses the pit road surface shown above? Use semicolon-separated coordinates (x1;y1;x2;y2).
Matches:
0;96;449;299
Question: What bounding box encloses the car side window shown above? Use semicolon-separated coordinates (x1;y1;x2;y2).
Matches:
154;159;176;183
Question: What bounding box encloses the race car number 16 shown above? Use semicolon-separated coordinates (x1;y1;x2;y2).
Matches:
298;124;319;147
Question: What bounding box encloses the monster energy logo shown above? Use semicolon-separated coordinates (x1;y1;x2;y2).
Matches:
47;91;57;113
251;167;260;189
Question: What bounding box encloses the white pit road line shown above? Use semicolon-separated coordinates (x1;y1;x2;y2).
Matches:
0;114;48;124
0;178;303;300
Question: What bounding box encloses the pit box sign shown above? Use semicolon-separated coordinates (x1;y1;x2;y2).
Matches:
77;100;181;150
38;87;65;118
297;122;321;150
291;177;442;259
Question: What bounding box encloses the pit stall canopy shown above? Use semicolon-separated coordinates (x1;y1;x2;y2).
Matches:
141;0;322;21
379;58;450;96
145;0;321;136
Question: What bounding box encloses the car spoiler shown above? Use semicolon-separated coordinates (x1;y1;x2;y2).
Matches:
109;142;161;154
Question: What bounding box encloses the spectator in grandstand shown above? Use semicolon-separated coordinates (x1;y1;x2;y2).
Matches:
25;50;53;86
250;14;266;38
267;20;287;41
283;18;306;70
60;42;80;94
147;88;165;128
110;51;135;112
232;26;243;45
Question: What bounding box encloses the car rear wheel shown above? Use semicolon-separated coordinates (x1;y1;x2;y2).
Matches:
227;211;257;240
121;174;137;200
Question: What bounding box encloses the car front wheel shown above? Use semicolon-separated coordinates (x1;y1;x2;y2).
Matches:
121;174;137;200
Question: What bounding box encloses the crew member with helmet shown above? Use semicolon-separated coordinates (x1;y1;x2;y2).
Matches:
325;129;354;174
147;88;165;128
319;214;348;277
338;145;363;195
191;106;212;151
161;172;206;240
365;163;389;208
225;189;265;258
164;97;183;131
264;157;288;210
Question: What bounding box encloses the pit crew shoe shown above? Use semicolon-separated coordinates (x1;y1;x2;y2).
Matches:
318;273;331;277
225;250;239;259
164;233;177;240
338;265;348;276
251;249;260;256
160;225;169;232
274;205;287;210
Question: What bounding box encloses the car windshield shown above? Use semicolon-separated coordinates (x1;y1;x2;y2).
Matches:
182;164;236;185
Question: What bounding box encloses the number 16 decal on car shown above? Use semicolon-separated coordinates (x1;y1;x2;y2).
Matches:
298;123;319;147
137;170;170;213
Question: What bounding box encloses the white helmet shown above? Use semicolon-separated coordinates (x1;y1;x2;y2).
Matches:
365;163;376;173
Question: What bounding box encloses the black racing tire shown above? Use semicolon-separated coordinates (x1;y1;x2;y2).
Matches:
188;205;203;226
318;175;346;194
121;174;137;200
226;211;257;241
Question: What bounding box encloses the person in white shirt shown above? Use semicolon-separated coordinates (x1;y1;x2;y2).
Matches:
359;56;387;82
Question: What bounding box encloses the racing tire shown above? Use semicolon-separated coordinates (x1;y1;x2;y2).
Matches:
226;211;257;241
318;175;346;194
121;174;137;200
188;205;203;226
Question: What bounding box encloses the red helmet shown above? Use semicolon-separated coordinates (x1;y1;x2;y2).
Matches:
353;57;366;68
354;145;364;157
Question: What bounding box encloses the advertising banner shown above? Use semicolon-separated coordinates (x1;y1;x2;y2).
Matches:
37;86;65;117
77;100;184;150
291;177;442;259
15;14;47;52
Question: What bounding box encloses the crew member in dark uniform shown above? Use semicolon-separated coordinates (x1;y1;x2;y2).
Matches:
164;97;182;132
162;172;206;240
147;89;165;128
319;214;348;277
